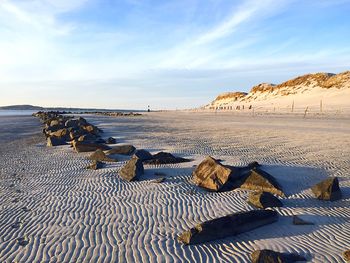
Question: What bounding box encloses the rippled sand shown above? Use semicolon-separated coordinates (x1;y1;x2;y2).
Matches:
0;112;349;262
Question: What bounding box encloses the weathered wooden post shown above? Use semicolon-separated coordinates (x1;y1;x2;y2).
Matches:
303;106;309;118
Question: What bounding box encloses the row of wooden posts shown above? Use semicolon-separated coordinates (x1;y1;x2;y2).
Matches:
209;105;253;110
210;100;324;115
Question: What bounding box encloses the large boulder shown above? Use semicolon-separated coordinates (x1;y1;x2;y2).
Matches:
81;124;100;135
50;119;61;127
72;141;110;153
178;210;278;245
192;156;233;191
105;145;136;155
69;129;88;140
311;177;342;201
47;137;67;147
119;157;144;181
48;128;70;140
248;191;283;209
144;152;191;165
45;123;65;133
238;168;285;197
78;134;105;144
89;149;117;162
65;117;87;129
251;249;306;263
133;149;153;161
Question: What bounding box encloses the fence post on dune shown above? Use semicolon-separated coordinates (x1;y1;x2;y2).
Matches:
303;106;309;118
291;100;294;113
320;99;323;113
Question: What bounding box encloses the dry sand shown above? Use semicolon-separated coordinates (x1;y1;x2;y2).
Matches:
0;112;349;262
207;86;350;115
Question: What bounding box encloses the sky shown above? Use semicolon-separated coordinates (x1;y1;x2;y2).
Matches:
0;0;350;110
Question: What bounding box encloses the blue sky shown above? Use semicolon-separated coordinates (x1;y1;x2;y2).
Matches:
0;0;350;109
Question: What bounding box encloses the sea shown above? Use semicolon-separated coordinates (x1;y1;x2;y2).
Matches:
0;110;37;116
0;109;145;117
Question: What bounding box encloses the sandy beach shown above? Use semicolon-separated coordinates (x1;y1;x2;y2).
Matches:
0;112;349;262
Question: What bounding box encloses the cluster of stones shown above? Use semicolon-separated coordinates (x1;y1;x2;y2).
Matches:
79;111;142;117
177;156;343;262
34;112;191;174
34;111;111;151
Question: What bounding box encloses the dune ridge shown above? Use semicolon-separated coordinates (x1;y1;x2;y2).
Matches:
205;71;350;113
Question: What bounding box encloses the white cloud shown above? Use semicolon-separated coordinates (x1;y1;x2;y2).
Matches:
157;0;289;69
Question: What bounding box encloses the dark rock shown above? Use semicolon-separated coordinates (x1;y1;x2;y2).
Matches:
238;168;285;197
69;129;89;140
81;124;100;135
292;215;314;225
50;119;61;127
65;117;87;129
144;152;191;165
44;124;65;134
77;134;105;144
12;198;20;203
192;156;233;191
69;130;81;140
89;149;117;162
47;137;67;147
17;237;29;246
65;119;80;129
106;137;116;144
12;221;22;229
343;250;350;261
105;145;136;155
311;177;342;201
133;149;153;161
22;206;31;212
178;210;278;245
248;191;283;209
251;249;307;263
77;117;88;125
247;161;260;169
72;141;110;153
78;134;99;142
119;157;144;181
48;128;70;140
86;160;104;170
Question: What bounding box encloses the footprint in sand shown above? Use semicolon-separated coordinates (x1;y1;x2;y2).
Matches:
12;221;22;229
12;198;20;203
22;207;31;212
17;237;29;246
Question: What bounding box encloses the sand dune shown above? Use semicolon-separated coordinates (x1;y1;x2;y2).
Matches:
205;71;350;114
0;112;349;262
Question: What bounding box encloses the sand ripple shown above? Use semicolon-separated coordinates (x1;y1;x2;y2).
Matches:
0;113;350;262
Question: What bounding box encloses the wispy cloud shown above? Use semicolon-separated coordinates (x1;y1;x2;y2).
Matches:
192;0;274;46
157;0;290;69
